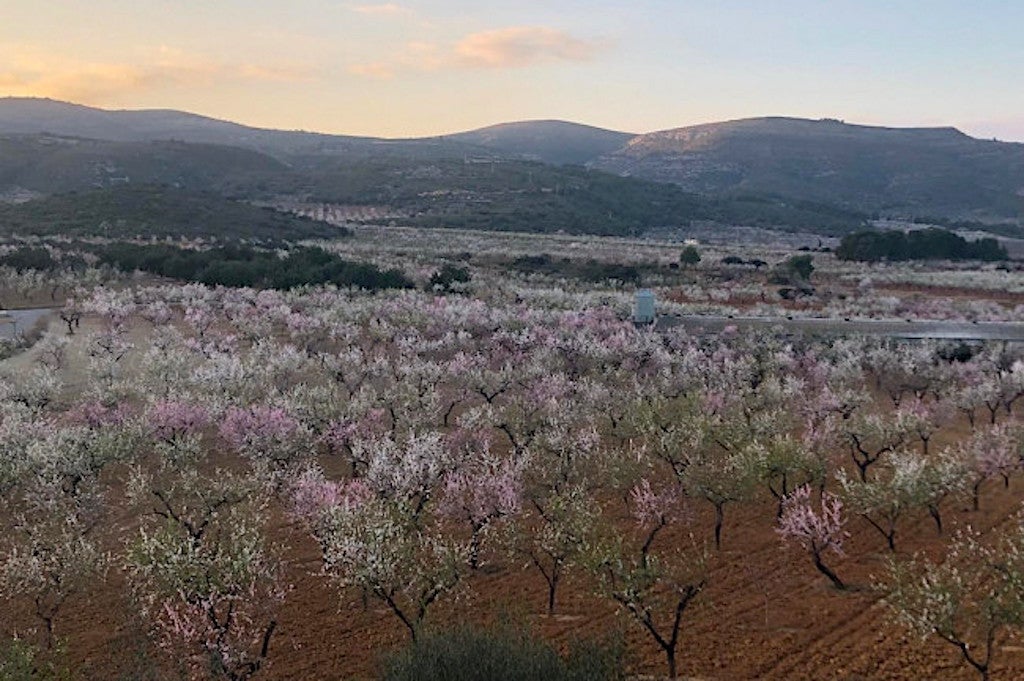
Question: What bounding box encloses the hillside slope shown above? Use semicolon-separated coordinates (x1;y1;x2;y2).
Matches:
0;98;483;160
448;120;634;165
6;100;1019;231
258;157;868;236
0;134;286;196
592;117;1024;220
0;185;347;240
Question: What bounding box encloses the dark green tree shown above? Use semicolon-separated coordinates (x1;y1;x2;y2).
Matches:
679;245;701;267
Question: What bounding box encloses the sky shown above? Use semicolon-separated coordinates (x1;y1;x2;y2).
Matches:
1;1;1022;140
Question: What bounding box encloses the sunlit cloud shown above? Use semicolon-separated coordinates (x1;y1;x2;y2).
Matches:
455;26;602;69
0;46;314;104
348;26;606;79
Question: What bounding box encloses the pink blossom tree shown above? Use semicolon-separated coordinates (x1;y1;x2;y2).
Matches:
219;405;311;483
438;451;523;570
960;423;1020;511
776;484;848;589
148;400;211;445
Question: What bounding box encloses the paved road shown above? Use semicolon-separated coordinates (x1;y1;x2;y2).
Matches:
658;314;1024;342
0;307;55;340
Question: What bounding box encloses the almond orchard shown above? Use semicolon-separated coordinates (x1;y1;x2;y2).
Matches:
1;226;1024;680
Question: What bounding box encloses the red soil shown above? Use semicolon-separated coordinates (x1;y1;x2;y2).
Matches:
874;282;1024;306
5;416;1024;680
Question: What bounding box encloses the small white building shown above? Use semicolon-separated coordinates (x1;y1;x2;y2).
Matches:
634;290;656;325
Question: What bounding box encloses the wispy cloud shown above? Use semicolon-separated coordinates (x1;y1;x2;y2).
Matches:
349;25;606;79
348;41;443;80
348;62;399;80
350;3;409;16
455;27;602;69
0;46;314;103
237;63;316;83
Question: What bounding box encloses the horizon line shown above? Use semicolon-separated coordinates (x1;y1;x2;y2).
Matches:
1;95;1020;144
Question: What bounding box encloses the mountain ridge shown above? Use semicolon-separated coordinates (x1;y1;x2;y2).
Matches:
591;116;1024;220
3;98;1001;145
446;119;636;165
1;98;1022;223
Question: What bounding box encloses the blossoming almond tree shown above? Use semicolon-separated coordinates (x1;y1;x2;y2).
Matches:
884;524;1024;681
843;410;912;482
755;435;829;518
518;483;597;616
219;404;313;486
296;470;466;642
438;448;524;570
0;509;106;651
0;420;127;650
126;506;286;681
588;479;706;679
960;423;1021;511
838;448;956;552
776;484;848;589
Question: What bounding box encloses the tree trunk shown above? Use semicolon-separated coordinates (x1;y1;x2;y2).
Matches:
928;505;943;534
812;551;846;590
713;502;725;550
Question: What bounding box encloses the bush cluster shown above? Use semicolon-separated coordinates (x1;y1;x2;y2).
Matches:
380;624;624;681
95;243;413;291
428;264;472;292
836;228;1008;262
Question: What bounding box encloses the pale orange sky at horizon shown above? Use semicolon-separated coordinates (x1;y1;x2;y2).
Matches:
2;1;1022;141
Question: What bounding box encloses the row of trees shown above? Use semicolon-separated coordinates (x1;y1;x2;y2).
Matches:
95;243;414;291
2;282;1024;679
836;227;1008;262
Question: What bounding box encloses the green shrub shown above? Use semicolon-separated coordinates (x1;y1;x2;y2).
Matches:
679;245;701;266
428;264;472;292
0;247;58;272
380;623;624;681
0;638;70;681
770;254;815;284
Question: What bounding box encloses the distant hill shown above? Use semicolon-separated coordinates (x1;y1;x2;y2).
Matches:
249;157;868;236
0;185;347;241
448;120;634;165
592;117;1024;221
0;134;285;195
1;99;1019;232
0;97;482;160
0;130;868;237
